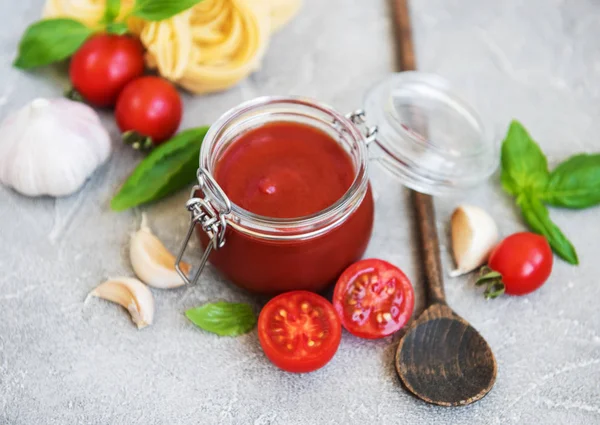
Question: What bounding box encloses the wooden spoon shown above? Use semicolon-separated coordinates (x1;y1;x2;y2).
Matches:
395;192;497;406
391;0;497;406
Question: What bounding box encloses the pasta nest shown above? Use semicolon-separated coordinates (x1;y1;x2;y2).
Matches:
43;0;302;94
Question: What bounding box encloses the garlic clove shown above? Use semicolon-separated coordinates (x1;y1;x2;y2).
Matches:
0;98;111;197
130;214;191;289
450;205;499;277
90;277;154;329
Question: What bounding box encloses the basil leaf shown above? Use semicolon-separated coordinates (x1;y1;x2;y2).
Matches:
131;0;203;21
102;0;121;24
106;22;129;35
540;154;600;209
501;120;549;196
517;194;579;265
186;302;256;337
14;19;94;69
111;126;209;211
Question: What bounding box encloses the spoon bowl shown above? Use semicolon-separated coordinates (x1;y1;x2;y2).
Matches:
395;303;497;406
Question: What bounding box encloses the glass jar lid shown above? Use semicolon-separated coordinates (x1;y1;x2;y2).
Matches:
363;72;497;196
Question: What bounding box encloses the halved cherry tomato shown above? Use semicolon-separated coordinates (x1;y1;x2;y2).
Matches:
333;259;414;339
479;232;553;297
258;291;341;373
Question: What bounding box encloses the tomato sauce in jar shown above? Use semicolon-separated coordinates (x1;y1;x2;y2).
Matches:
177;98;375;294
206;121;374;294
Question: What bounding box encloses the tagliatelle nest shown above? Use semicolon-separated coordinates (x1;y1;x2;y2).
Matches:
43;0;302;94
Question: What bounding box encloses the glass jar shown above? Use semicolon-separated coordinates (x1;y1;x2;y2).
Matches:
176;72;496;294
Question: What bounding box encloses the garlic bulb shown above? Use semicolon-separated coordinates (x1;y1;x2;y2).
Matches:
0;98;111;197
130;214;191;289
450;205;499;277
90;277;155;329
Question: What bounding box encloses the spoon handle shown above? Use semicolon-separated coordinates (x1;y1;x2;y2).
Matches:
412;191;446;305
391;0;446;305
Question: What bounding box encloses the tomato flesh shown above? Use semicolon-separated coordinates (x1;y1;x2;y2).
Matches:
333;259;414;339
488;232;553;295
258;291;341;373
115;76;183;144
69;34;145;107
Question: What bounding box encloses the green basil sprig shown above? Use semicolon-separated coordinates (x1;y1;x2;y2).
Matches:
13;19;94;69
105;22;129;36
186;302;257;337
501;120;600;264
131;0;204;21
516;194;578;264
111;126;209;212
501;120;549;195
102;0;122;24
541;154;600;209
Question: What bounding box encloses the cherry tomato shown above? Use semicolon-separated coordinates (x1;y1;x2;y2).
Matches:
485;232;553;296
69;34;145;107
115;76;183;146
333;259;414;339
258;291;341;373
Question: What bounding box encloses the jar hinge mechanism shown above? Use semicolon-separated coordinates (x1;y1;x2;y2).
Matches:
175;168;232;285
347;109;378;146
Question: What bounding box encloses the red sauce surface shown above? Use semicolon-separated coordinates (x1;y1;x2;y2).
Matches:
215;122;355;218
204;121;375;294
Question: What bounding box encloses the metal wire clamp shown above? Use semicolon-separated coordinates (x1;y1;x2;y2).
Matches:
175;167;232;285
346;109;378;146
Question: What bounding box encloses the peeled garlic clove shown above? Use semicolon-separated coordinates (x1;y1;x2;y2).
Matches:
130;215;191;289
450;205;499;277
90;277;154;329
0;98;111;197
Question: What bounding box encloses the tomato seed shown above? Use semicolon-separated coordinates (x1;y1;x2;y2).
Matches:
376;312;383;323
352;289;365;299
279;309;287;317
383;312;392;321
300;303;309;312
307;340;315;347
348;299;357;305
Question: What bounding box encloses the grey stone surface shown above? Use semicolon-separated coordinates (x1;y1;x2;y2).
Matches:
1;0;599;423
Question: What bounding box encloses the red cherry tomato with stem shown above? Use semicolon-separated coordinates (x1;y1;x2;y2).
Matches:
258;291;341;373
333;259;415;339
115;76;183;149
478;232;553;298
69;34;145;107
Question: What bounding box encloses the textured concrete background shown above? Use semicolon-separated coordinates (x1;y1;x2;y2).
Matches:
1;0;600;424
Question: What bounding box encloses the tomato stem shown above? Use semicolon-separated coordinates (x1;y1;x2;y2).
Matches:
123;130;154;151
475;267;505;299
64;87;86;104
